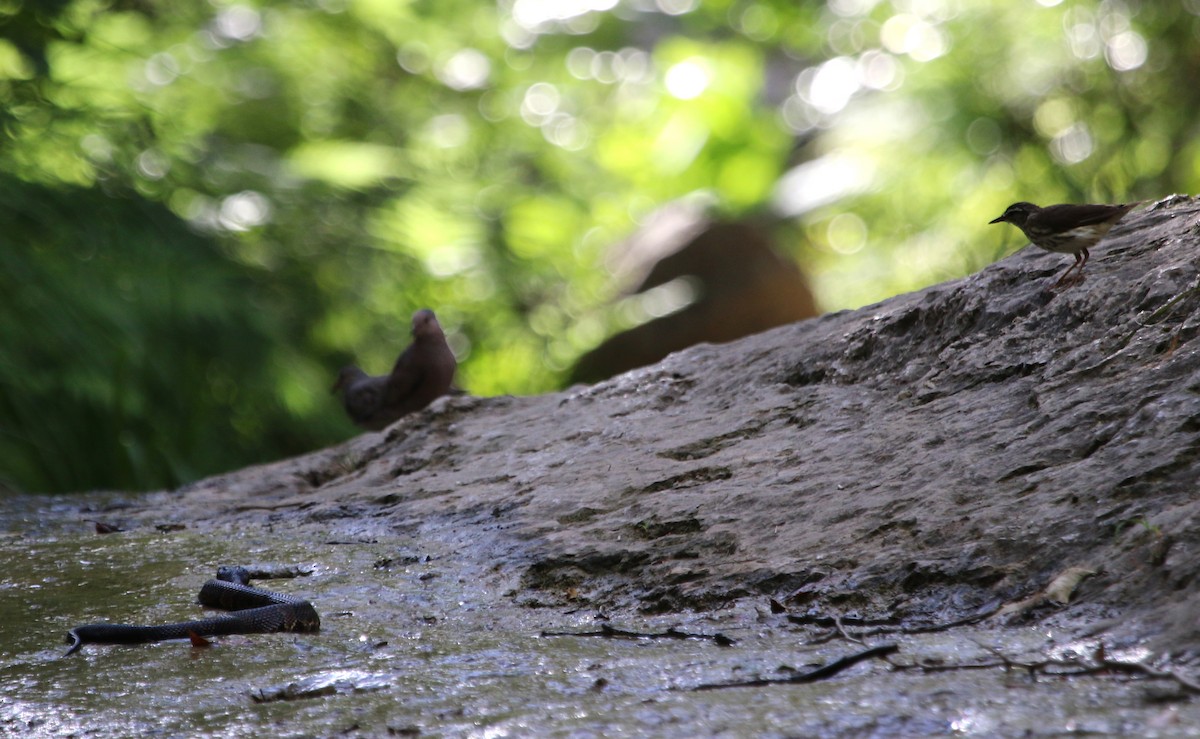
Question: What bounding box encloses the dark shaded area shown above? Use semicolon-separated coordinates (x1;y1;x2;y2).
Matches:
0;176;347;493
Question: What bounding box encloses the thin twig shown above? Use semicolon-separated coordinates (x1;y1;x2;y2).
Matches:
887;643;1200;695
833;615;864;645
690;644;899;691
540;623;735;646
788;605;1000;642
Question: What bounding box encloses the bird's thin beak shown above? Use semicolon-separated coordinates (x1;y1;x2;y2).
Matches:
330;377;344;393
988;215;1006;224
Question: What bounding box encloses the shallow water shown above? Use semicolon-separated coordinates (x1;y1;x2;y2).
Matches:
2;495;1199;737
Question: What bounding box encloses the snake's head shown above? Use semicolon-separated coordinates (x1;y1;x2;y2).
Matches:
216;565;252;585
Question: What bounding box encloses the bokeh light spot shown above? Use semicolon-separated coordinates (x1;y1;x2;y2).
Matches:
438;49;491;91
664;60;710;100
1105;31;1147;71
1050;123;1094;164
213;5;262;42
827;213;868;255
218;191;272;232
805;57;859;114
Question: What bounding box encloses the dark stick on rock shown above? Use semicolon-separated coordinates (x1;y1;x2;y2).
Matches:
541;623;735;646
690;644;899;691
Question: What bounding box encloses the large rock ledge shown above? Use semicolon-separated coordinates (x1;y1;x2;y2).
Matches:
138;196;1200;652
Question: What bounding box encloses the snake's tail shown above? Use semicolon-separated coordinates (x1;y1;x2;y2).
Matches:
64;630;83;656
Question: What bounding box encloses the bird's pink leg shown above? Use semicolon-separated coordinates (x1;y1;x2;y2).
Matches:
1052;249;1088;289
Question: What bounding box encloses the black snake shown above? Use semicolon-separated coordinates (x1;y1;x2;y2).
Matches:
65;566;320;655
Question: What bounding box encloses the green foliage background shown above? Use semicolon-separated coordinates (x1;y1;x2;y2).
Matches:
1;0;1197;492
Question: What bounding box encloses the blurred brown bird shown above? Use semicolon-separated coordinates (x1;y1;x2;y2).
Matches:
989;201;1140;287
331;309;457;430
330;366;389;429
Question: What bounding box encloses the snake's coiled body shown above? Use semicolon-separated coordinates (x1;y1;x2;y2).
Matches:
65;566;320;655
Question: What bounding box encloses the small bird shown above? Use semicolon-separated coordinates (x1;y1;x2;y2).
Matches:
989;201;1140;287
331;309;458;430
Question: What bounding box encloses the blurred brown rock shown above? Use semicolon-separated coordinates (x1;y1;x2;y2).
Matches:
570;210;818;385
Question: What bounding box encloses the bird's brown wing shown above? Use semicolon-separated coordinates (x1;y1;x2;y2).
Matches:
384;345;423;405
1039;203;1136;228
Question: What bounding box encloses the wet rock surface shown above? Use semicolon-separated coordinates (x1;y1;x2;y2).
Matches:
122;195;1200;653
